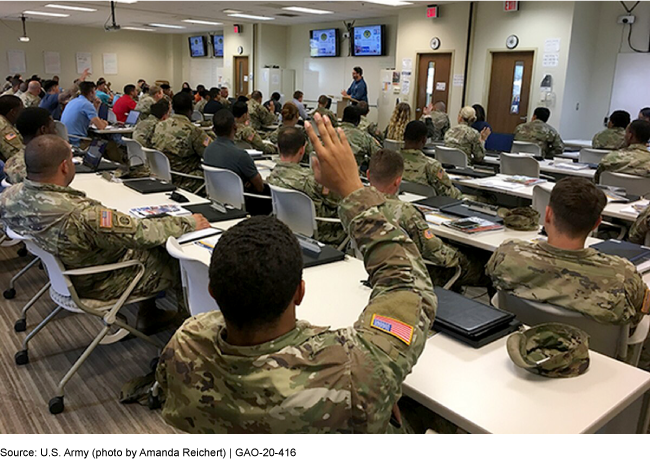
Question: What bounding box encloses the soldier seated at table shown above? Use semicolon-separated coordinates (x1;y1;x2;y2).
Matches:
339;105;380;172
595;119;650;183
134;99;170;149
232;101;277;155
0;135;211;334
247;90;277;131
592;110;630;150
513;107;564;159
444;106;489;165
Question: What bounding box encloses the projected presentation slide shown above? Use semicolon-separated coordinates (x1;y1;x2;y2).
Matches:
353;25;384;56
310;29;338;57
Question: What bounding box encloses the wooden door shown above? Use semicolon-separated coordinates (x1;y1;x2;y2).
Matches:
486;51;534;133
234;56;249;97
415;53;452;119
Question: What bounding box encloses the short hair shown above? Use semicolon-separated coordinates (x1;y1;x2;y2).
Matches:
278;127;306;157
209;87;220;99
160;83;171;91
236;95;249;103
318;95;329;106
472;104;486;123
271;92;281;101
79;81;96;97
549;177;606;238
358;101;370;116
534;107;551;123
43;79;58;92
0;95;22;116
293;90;303;100
640;107;650;120
123;84;136;95
148;85;162;97
209;216;303;331
251;90;262;101
11;78;21;89
213;109;235;137
232;101;249;118
196;84;205;91
353;66;363;76
198;89;209;98
342;105;361;125
608;110;630;129
25;135;71;178
181;87;192;94
281;102;299;122
150;99;170;120
172;92;193;114
403;120;428;143
137;79;146;84
459;106;477;124
369;148;404;187
15;108;52;139
628;119;650;144
97;77;107;86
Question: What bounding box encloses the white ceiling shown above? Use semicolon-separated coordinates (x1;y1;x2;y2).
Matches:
0;1;433;33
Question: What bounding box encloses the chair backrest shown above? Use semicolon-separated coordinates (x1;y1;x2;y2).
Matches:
532;183;553;225
107;110;118;124
142;148;172;182
269;184;317;238
435;146;468;168
579;148;609;164
203;113;214;121
511;141;542;156
498;292;628;359
384;139;404;151
202;165;246;209
234;140;253;149
501;152;540;177
599;171;650;197
54;120;69;141
191;110;204;122
645;232;650;246
123;137;146;167
166;237;219;316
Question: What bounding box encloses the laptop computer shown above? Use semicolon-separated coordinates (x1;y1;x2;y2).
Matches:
296;234;346;268
123;177;177;194
75;139;119;173
98;103;109;121
123;110;140;126
182;202;248;223
439;201;504;224
590;239;650;273
485;133;515;153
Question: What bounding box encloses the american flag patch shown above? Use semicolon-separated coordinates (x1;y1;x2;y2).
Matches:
100;210;113;229
371;314;413;345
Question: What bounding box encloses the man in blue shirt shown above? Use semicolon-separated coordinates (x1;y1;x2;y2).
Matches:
39;80;61;120
291;90;309;120
60;81;107;145
341;66;368;104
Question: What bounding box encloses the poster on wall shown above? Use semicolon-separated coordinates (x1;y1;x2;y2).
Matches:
103;53;118;75
7;50;26;74
43;51;61;74
76;52;93;74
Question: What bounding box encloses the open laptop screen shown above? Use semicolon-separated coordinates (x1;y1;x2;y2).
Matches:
125;110;140;125
82;139;108;169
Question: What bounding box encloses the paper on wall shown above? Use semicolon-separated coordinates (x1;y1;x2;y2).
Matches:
271;74;280;85
76;52;92;74
436;82;446;91
401;79;410;95
102;53;118;75
544;38;561;53
453;74;464;87
43;51;61;74
402;58;412;70
7;50;26;74
543;53;559;67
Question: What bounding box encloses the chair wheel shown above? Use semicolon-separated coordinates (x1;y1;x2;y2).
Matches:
14;318;26;332
3;288;16;299
17;247;27;257
15;350;29;365
49;396;64;414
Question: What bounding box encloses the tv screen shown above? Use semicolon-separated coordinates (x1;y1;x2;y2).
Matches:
188;36;208;57
310;28;339;58
352;25;386;56
212;34;224;57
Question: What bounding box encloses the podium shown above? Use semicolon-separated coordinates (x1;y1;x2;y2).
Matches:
336;98;353;120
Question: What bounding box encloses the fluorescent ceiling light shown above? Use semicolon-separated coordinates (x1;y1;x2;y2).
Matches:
23;10;70;17
222;9;242;14
282;6;333;15
115;0;139;3
182;19;223;26
148;23;186;29
363;0;413;6
45;4;97;12
228;13;274;21
123;26;155;31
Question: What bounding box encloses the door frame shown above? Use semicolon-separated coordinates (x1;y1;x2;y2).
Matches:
483;48;538;122
233;55;250;97
413;50;456;119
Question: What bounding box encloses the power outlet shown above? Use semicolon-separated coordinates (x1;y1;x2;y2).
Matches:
618;15;635;24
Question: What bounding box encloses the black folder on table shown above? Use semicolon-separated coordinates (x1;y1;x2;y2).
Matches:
433;288;520;348
444;167;495;179
182;202;248;223
590;239;650;273
399;181;436;197
302;245;346;268
413;196;461;210
75;160;119;174
439;202;504;224
123;178;177;194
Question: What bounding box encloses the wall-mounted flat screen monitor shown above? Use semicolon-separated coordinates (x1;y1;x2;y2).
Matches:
352;25;386;56
189;35;208;57
212;34;224;57
310;28;339;57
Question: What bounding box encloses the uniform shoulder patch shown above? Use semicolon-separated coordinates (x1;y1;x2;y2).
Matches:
642;288;650;315
99;209;113;229
5;132;16;141
423;229;435;240
370;314;413;345
436;169;445;180
247;132;255;142
203;136;210;147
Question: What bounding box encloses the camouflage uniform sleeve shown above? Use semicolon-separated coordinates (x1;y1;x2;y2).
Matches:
402;205;460;268
259;106;277;127
471;131;486;163
592;132;602;149
366;132;380;157
425;160;462;199
624;266;648;324
247;127;278;155
485;241;514;291
595;151;620;183
81;206;197;250
551;130;564;157
0;130;24;161
191;126;211;158
339;187;437;395
629;207;650;244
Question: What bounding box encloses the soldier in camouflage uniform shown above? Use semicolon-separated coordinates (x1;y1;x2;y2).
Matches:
592;110;630;150
152;93;212;192
314;95;339;127
340;105;380;171
247;91;277;131
156;114;437;433
219;86;231;110
513;107;564;159
0;135;210;330
487;177;648;327
400;120;462;199
134;85;163;119
265;102;314;160
595;119;650;183
20;81;41;109
232;100;277;155
0;95;24;162
357;101;383;143
422;101;450;142
629;205;650;245
4;107;56;184
444;106;488;164
194;90;209;114
134;99;170;149
266;127;345;246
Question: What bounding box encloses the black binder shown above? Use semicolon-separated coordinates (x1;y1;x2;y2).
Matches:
302;245;346;268
123;178;177;194
182;202;248;223
590;239;650;272
439;202;504;224
75;160;119;174
433;288;520;348
399;181;436;197
444;167;495;179
413;196;461;210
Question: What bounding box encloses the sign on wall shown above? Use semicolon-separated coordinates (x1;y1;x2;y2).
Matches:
43;51;61;74
7;50;26;74
76;52;92;74
103;53;118;75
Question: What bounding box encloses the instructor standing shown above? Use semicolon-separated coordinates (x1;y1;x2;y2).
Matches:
341;67;368;104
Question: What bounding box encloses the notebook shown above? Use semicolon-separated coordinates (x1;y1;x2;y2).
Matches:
182;202;248;223
590;239;650;273
413;196;461;210
123;178;177;194
443;216;504;233
443;167;495;179
439;202;504;224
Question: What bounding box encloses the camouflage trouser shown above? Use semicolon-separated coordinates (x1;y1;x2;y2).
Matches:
426;248;492;289
317;221;347;247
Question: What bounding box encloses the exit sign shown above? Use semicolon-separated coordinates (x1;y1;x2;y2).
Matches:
504;1;519;12
427;5;438;18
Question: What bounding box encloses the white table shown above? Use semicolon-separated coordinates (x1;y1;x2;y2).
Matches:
481;155;595;179
565;139;593;149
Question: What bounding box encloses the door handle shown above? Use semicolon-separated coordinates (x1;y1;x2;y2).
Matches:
416;108;422;112
520;117;527;121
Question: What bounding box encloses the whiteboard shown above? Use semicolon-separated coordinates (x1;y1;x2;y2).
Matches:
609;53;650;117
189;58;224;88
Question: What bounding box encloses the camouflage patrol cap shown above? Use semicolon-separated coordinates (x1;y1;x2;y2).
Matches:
507;323;590;378
498;207;540;231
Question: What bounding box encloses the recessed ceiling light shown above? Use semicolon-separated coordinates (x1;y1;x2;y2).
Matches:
23;10;70;18
123;26;155;31
182;19;223;26
363;0;413;6
282;7;333;15
45;4;97;12
222;9;242;14
148;23;186;29
227;13;274;21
